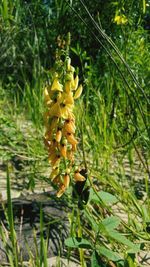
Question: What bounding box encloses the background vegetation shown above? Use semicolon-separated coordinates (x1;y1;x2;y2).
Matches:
0;0;150;266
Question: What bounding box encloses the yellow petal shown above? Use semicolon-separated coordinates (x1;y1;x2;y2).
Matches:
44;87;51;102
74;171;86;182
74;85;83;99
48;103;62;117
60;104;73;119
51;78;63;92
48;150;57;162
64;92;74;105
65;81;72;93
72;75;79;90
56;129;62;142
71;144;77;151
49;117;59;131
50;167;59;180
64;120;76;133
51;155;61;167
67;58;71;71
60;144;67;158
63;174;70;188
57;184;66;198
66;133;78;145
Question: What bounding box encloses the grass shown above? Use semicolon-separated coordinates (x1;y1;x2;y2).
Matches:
0;76;150;266
0;1;150;266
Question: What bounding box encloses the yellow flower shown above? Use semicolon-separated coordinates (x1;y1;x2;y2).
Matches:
57;184;66;198
72;75;79;90
64;119;76;133
65;81;72;93
63;92;74;105
74;171;86;181
65;132;78;145
51;78;63;92
48;102;62;118
114;14;128;25
63;174;70;188
50;167;59;180
60;103;73;119
44;87;51;103
60;143;67;158
56;129;62;142
74;85;83;99
51;154;61;167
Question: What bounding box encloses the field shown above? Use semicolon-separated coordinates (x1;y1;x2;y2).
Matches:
0;1;150;266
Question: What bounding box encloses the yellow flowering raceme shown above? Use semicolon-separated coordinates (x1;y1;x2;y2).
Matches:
44;56;84;197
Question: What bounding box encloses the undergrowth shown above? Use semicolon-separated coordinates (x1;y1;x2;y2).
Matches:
0;0;150;267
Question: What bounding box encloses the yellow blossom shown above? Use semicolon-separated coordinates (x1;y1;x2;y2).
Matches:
114;14;128;25
51;78;63;92
72;75;79;90
64;119;76;133
74;171;86;182
65;132;78;146
63;174;70;188
50;167;59;180
74;85;83;99
60;143;67;158
56;129;62;142
57;184;66;198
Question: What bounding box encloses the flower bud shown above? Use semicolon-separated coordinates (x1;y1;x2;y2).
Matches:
74;171;86;182
64;174;70;188
74;85;83;99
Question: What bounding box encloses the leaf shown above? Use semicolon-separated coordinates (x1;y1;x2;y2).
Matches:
91;251;100;267
84;210;99;232
97;246;122;262
143;0;146;14
127;246;141;254
100;216;121;231
90;189;118;205
91;250;110;267
108;231;140;251
65;237;92;249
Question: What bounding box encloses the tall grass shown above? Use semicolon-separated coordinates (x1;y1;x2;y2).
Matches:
0;0;150;266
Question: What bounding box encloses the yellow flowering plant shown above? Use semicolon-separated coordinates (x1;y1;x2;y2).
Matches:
44;35;85;197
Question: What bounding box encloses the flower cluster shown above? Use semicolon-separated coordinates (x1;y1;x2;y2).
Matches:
44;57;85;197
114;14;128;25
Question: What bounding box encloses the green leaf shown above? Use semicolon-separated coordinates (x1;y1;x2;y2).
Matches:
91;251;100;267
90;189;118;205
84;210;99;232
143;0;146;14
108;231;140;251
91;250;111;267
100;216;121;231
97;246;122;262
65;237;92;249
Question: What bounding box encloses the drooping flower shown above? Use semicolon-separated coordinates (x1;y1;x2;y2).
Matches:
74;170;86;182
74;85;83;99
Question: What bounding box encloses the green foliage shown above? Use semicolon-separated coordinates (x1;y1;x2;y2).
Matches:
0;0;150;266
